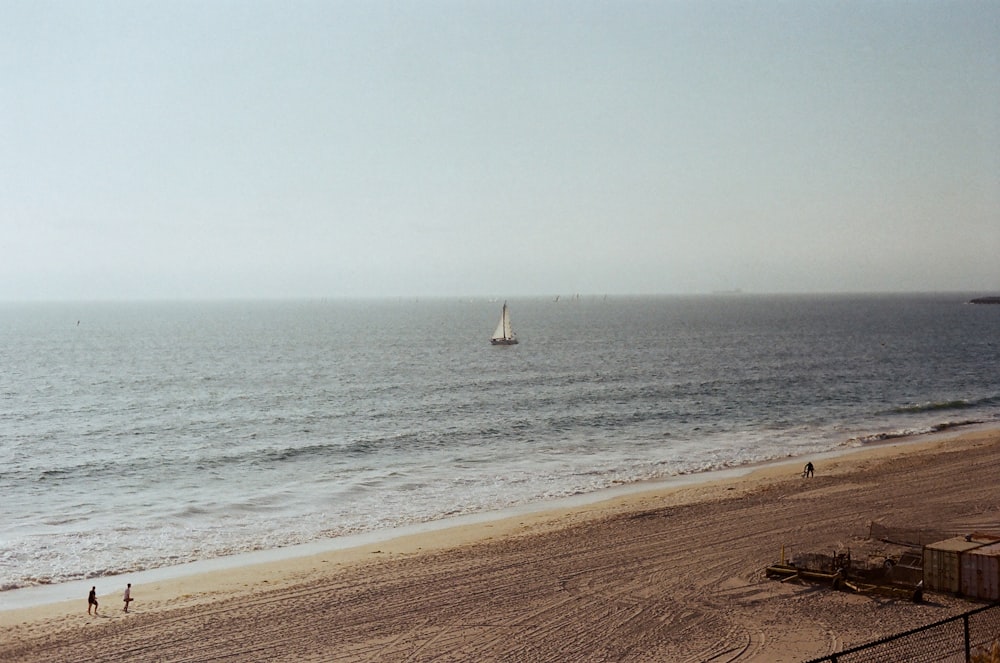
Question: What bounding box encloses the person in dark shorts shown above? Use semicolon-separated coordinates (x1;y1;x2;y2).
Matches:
123;583;133;612
88;586;99;615
804;461;814;478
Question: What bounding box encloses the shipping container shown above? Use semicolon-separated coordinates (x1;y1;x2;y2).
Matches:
923;537;993;594
960;541;1000;601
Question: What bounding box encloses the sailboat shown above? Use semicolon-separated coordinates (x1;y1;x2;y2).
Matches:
490;301;518;345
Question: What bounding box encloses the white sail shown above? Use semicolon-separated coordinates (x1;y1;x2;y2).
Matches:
491;314;507;340
490;301;517;344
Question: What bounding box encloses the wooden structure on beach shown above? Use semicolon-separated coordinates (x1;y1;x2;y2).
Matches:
768;531;1000;602
766;548;924;602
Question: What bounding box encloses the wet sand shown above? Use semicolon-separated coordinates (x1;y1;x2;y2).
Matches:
3;427;998;662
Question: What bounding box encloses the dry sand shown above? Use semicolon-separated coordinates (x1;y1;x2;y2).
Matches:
3;427;999;662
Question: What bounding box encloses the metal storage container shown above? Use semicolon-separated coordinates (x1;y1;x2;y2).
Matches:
923;537;992;594
960;541;1000;601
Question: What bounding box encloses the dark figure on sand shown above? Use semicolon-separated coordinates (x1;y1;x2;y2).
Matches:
123;583;133;612
88;587;99;615
804;461;814;478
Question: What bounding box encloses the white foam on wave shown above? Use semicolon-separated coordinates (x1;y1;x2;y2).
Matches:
0;455;788;610
1;426;833;592
4;421;995;610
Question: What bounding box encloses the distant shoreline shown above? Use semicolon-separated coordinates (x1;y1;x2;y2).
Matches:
0;290;995;305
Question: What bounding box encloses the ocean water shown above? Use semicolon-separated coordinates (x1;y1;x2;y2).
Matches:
1;294;998;592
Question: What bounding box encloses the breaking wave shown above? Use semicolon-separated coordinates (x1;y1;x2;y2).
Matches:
891;395;1000;415
847;419;987;446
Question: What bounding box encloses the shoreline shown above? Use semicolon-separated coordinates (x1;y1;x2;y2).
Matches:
4;421;989;615
4;424;997;657
5;426;1000;660
3;421;995;620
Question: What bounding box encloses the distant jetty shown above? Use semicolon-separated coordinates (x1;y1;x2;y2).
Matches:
969;296;1000;305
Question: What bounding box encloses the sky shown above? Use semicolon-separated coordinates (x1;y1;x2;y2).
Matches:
2;1;998;301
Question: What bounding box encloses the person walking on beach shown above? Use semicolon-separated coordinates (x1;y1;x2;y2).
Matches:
123;583;133;612
804;461;814;478
88;586;99;615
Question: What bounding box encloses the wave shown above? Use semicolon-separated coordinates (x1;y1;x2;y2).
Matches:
846;419;987;446
220;431;452;468
891;395;1000;415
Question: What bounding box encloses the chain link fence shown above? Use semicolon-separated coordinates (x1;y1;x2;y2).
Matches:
803;603;1000;663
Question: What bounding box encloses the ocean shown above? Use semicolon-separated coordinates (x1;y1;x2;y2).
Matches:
1;294;998;595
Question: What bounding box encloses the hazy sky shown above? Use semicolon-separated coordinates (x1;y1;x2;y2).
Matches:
2;1;998;300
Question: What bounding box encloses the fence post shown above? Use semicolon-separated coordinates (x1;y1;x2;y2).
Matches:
964;613;971;663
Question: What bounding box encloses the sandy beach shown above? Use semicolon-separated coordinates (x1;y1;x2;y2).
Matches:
3;427;998;662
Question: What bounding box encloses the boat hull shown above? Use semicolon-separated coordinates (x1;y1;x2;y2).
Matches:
490;338;518;345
